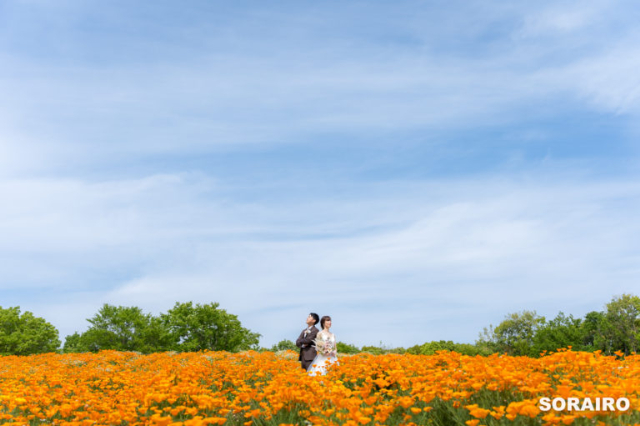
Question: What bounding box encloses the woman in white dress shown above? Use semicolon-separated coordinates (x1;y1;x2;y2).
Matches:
307;315;338;376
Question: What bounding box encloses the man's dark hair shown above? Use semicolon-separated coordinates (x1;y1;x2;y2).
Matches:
310;313;319;325
320;315;331;330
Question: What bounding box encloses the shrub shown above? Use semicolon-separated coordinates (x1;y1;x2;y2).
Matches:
337;342;360;354
269;339;298;352
0;306;61;355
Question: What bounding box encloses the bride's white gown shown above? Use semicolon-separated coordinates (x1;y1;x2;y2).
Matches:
307;330;338;376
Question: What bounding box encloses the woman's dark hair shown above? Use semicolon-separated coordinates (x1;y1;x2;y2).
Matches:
320;315;332;329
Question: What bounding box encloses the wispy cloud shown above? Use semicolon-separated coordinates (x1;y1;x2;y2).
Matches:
1;1;639;177
1;1;640;348
3;170;639;346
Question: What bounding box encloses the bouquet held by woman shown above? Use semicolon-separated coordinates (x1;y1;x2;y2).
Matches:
307;315;338;376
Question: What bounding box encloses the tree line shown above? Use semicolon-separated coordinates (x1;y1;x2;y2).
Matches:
475;293;640;357
2;294;639;356
0;302;260;356
270;294;640;357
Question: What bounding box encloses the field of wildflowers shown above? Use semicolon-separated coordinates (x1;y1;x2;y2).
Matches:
0;349;639;426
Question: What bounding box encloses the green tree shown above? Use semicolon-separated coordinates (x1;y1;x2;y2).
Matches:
407;340;489;356
161;302;260;352
532;312;585;354
71;304;172;353
600;294;640;355
360;341;402;355
476;324;500;355
581;310;606;351
482;310;546;356
361;345;384;355
337;342;360;354
406;340;452;355
62;332;85;353
270;339;297;352
0;306;61;355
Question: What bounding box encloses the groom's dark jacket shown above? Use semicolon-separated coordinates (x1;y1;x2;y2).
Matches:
296;325;319;369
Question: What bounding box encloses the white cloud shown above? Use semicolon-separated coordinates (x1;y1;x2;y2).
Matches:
4;171;640;346
562;46;640;114
2;1;640;349
1;1;639;177
518;3;605;36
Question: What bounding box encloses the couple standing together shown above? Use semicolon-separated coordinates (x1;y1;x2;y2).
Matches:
295;313;338;376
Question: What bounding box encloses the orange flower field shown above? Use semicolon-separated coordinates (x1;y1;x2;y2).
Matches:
1;349;639;426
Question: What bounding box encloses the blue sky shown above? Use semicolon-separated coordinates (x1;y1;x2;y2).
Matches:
1;0;640;348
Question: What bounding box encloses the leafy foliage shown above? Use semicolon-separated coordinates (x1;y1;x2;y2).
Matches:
62;332;85;353
361;345;385;355
64;302;259;354
11;292;640;358
336;341;360;354
161;301;261;352
64;304;172;353
269;339;298;352
478;310;546;356
581;310;606;350
360;343;406;355
406;340;492;356
475;294;640;357
0;306;61;355
531;312;587;354
599;293;640;355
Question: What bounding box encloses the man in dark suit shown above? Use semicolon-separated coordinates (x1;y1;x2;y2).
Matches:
296;313;319;370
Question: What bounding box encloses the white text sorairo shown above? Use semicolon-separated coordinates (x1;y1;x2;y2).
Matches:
539;397;630;412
